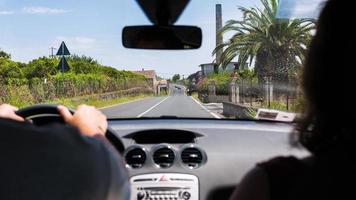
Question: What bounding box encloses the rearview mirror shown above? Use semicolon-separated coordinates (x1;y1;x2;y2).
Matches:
122;26;202;50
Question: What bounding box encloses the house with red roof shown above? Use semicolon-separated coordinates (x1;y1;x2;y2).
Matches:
133;69;158;94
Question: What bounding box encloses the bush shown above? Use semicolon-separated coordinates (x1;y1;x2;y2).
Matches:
0;53;150;106
261;97;304;113
24;57;58;79
197;72;231;95
0;85;35;107
0;58;25;79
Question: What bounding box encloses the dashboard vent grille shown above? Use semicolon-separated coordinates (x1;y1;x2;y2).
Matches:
181;147;204;169
125;147;146;169
153;147;175;168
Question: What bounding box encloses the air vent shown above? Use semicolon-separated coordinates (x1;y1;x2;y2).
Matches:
125;147;147;169
181;147;204;169
153;147;175;168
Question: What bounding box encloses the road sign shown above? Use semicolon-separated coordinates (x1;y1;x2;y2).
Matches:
57;57;70;72
56;41;71;56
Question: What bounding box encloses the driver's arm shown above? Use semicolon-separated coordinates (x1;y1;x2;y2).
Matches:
0;104;25;121
0;104;130;200
0;103;119;155
57;105;128;169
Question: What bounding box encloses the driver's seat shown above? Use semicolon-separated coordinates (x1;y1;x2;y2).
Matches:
0;118;129;200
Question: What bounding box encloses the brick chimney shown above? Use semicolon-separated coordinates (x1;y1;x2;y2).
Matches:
216;4;223;65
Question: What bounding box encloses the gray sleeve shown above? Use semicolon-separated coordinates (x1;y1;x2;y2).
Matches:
106;149;130;200
0;120;130;200
229;167;270;200
93;135;130;200
41;124;130;200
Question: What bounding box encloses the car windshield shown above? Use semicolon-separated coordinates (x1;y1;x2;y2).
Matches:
0;0;324;121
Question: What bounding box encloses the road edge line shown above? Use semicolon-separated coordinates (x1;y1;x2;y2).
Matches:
137;96;170;118
190;96;221;119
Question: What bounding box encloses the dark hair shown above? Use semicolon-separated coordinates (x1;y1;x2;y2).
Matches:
293;0;356;153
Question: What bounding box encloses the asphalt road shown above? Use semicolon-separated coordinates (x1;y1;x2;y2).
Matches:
101;84;219;119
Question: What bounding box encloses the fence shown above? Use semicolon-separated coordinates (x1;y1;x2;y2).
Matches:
198;77;302;112
198;93;229;103
236;78;302;112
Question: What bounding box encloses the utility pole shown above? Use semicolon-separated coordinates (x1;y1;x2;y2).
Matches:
50;47;57;58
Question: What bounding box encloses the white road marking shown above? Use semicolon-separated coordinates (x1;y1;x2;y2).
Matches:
137;96;170;117
190;97;221;119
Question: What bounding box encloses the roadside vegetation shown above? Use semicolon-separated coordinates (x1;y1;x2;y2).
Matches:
171;74;181;83
50;93;152;109
188;0;314;114
196;70;256;95
213;0;315;85
0;49;152;107
191;92;199;100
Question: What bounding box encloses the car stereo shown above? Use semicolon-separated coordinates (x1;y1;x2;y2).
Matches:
130;173;199;200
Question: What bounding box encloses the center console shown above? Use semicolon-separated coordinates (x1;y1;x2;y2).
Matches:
130;173;199;200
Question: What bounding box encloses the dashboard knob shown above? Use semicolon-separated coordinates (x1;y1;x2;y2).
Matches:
137;192;145;200
181;191;191;200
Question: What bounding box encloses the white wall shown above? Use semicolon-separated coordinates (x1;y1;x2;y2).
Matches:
201;64;215;75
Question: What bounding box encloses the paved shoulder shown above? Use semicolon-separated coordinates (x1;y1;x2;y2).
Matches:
101;85;223;119
141;95;218;118
101;97;167;118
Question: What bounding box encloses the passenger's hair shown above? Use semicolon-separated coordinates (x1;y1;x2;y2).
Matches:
293;0;356;153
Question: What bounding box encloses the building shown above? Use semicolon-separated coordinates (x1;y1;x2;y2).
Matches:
133;69;158;94
200;62;238;76
200;63;216;76
219;62;239;73
157;80;168;95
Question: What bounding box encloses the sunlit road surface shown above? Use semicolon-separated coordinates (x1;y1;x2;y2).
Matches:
101;84;221;119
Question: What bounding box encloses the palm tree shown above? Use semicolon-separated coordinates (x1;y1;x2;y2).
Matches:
213;0;315;86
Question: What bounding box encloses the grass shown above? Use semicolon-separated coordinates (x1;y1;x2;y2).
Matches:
260;100;302;113
48;93;152;109
156;92;169;97
191;92;199;101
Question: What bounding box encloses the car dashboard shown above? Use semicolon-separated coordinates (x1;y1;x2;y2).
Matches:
108;119;307;200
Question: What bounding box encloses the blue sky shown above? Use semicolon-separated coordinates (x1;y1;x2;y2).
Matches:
277;0;324;19
0;0;323;79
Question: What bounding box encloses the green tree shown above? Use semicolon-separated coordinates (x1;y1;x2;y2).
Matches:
67;55;100;74
213;0;315;85
238;68;256;80
24;57;58;79
172;74;181;82
0;49;11;59
156;76;164;81
0;58;24;79
98;66;122;78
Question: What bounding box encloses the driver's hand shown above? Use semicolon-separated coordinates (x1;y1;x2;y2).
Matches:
57;105;108;137
0;104;24;122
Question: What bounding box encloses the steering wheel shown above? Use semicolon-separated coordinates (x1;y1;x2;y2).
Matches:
15;104;125;154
